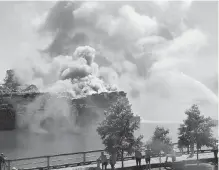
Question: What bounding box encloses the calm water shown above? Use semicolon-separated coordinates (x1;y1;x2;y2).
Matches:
0;123;177;159
0;122;217;160
0;128;103;159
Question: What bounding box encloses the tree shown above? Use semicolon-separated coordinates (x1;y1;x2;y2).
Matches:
179;104;216;162
147;127;172;165
3;69;20;91
178;124;190;154
96;97;143;168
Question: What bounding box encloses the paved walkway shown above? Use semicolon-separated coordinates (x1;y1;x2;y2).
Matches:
53;152;214;170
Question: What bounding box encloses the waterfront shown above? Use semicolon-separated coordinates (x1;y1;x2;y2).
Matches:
0;129;102;159
5;147;216;170
0;122;178;159
0;122;217;159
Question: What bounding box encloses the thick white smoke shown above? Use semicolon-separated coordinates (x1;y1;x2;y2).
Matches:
16;46;117;98
0;1;217;137
14;45;117;133
17;94;78;134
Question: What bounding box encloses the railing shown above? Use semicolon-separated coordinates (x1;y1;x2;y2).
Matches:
4;149;104;170
3;149;214;170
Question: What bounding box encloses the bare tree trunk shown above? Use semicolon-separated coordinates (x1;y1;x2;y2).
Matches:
196;143;199;165
187;146;190;154
190;143;194;157
191;132;195;157
121;150;124;169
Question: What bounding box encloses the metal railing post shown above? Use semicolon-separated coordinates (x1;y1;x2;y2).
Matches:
83;153;86;164
47;156;50;170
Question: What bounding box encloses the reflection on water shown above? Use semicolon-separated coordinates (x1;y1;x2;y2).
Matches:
0;129;103;159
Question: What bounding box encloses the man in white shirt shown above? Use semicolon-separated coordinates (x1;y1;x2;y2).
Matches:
165;148;176;163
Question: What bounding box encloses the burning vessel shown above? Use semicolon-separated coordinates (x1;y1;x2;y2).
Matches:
0;46;126;132
0;90;126;131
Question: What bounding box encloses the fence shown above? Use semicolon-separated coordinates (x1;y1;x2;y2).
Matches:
3;149;104;170
3;149;215;170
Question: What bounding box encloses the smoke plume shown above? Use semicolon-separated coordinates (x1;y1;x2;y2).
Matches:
14;45;118;133
15;45;117;98
0;1;218;134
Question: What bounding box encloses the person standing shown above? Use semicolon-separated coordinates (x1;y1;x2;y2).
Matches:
135;149;142;167
165;148;176;163
0;153;5;170
109;152;117;170
171;148;176;162
99;152;108;170
213;142;218;165
145;148;152;170
96;157;101;170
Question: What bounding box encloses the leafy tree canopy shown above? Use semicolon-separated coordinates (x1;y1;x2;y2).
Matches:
147;126;172;155
178;104;216;149
96;96;143;157
178;124;190;149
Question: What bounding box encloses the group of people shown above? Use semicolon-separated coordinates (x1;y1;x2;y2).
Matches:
97;147;153;170
97;152;117;170
135;147;152;170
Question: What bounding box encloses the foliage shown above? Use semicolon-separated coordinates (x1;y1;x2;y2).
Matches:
3;69;20;91
147;126;172;155
0;70;40;95
178;104;217;159
179;105;215;148
209;138;218;148
96;96;143;167
178;124;190;149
